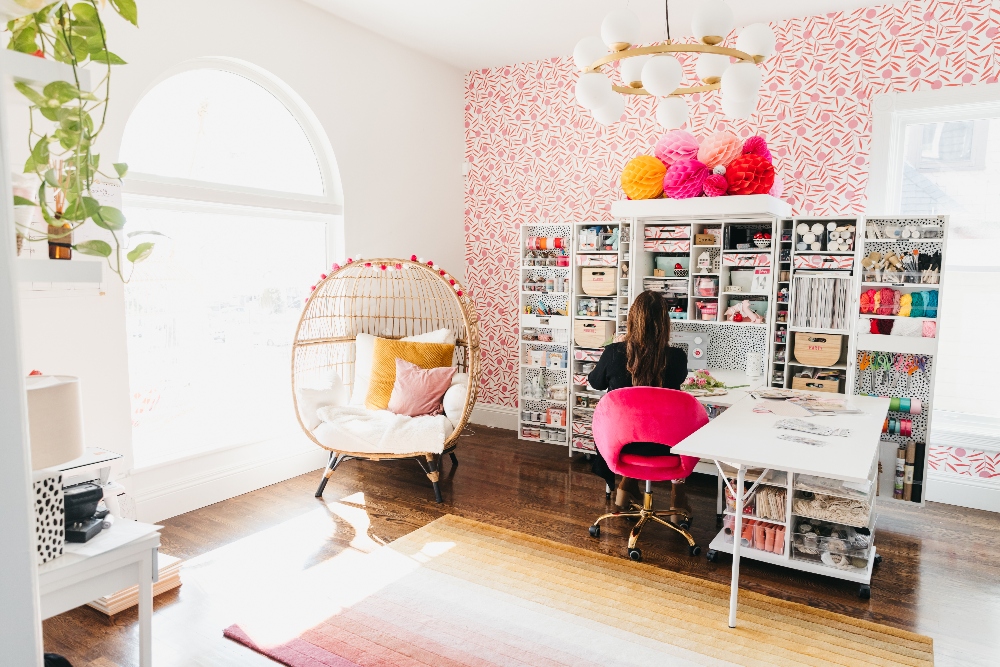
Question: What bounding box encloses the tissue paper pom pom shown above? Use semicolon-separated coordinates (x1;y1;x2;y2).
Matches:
410;254;417;261
620;155;667;200
654;130;700;168
703;173;728;197
769;173;784;199
725;154;775;195
663;159;709;199
742;135;772;162
697;130;742;169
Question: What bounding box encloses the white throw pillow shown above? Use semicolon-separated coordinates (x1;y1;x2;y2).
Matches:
451;372;469;387
297;374;349;430
350;330;456;405
442;383;468;426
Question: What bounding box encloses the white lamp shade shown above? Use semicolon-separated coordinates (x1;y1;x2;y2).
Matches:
573;36;608;71
0;0;48;21
692;0;735;45
591;94;626;125
696;52;730;82
575;72;614;110
601;9;640;49
641;55;683;96
736;23;776;61
619;54;650;87
26;375;85;471
721;91;759;120
656;97;689;129
721;61;762;98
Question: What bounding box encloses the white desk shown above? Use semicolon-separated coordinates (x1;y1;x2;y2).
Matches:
38;520;161;666
672;392;890;628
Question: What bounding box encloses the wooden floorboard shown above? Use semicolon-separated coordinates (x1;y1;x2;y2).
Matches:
43;426;1000;666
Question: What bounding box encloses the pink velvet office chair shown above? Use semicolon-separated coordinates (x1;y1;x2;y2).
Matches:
589;387;708;561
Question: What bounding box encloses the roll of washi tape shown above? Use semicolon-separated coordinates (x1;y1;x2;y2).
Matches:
889;397;900;412
911;399;922;415
900;397;911;413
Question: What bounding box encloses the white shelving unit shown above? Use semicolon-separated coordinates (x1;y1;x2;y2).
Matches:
518;222;572;447
851;215;949;506
568;220;631;456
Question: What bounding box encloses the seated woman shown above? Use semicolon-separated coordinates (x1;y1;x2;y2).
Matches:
588;290;690;513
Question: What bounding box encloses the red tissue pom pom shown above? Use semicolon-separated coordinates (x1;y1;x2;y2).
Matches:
410;254;417;261
365;262;372;268
456;290;463;296
394;263;402;270
449;279;456;285
725;154;775;196
427;260;434;266
379;264;386;270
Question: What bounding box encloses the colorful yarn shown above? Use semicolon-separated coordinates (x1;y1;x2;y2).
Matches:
892;290;901;315
923;321;936;338
872;290;881;314
877;288;896;316
910;291;924;318
875;318;894;335
860;289;875;314
924;290;938;318
898;293;911;317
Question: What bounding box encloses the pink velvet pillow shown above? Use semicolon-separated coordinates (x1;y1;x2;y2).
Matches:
387;358;456;417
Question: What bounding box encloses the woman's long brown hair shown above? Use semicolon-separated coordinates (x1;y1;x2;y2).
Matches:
625;290;673;387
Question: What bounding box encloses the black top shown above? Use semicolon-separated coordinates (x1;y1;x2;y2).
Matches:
587;342;688;392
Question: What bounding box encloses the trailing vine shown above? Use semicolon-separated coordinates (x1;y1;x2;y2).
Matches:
6;1;147;281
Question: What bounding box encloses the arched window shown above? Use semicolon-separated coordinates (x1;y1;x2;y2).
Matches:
121;60;343;467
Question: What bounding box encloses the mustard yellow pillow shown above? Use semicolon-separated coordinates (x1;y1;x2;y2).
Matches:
365;338;455;410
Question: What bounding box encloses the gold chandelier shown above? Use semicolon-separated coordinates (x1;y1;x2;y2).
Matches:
573;0;776;126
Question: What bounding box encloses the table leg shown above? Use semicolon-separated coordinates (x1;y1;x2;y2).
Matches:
139;548;153;666
716;473;724;516
728;465;746;629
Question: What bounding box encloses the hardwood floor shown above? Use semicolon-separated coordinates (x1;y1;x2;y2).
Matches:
43;426;1000;666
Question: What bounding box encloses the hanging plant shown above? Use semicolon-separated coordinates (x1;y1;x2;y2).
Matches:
6;0;147;281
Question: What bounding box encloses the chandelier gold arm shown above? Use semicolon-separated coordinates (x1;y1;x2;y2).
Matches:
612;83;720;96
587;42;756;71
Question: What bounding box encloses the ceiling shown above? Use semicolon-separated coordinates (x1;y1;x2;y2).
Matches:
302;0;905;70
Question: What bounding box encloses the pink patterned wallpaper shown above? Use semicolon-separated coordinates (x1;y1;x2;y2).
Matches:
929;445;1000;478
464;0;1000;408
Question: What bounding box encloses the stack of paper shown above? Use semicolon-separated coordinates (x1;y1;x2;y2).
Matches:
87;553;182;616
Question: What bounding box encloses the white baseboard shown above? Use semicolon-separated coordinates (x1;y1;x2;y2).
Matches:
926;472;1000;513
470;403;518;430
131;446;328;523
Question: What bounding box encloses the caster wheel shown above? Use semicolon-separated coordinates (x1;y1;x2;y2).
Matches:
859;584;871;600
678;520;691;531
689;545;701;557
706;549;718;563
588;525;600;538
628;548;642;562
716;513;723;528
874;553;883;566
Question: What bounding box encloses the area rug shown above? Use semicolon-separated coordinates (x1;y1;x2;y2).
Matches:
224;514;933;666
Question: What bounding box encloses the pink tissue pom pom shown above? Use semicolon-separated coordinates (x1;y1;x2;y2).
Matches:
394;263;402;270
768;173;784;199
663;159;709;199
331;263;340;271
654;130;700;168
697;130;742;169
743;135;772;162
310;285;316;291
427;260;434;266
410;254;417;261
364;262;372;268
379;264;387;270
702;173;728;197
346;258;353;263
320;273;327;280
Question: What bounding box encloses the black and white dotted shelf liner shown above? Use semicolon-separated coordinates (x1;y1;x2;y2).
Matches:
34;472;64;564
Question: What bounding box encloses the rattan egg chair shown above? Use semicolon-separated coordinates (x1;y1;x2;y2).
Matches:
292;257;480;503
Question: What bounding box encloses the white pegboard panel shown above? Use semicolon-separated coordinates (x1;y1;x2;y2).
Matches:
671;322;768;371
853;351;933;447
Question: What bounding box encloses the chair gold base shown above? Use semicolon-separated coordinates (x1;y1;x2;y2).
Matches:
591;489;698;559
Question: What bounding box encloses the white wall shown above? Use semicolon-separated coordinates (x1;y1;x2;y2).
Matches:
17;0;466;519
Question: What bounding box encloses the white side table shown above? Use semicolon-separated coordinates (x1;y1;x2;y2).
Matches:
38;520;161;666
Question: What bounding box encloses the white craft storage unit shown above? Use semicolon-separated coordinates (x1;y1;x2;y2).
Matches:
851;215;949;506
568;220;632;456
518;223;572;446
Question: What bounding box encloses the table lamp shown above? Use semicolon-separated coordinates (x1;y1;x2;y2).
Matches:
25;375;86;563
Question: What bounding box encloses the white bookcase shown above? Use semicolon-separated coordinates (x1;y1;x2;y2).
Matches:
517;222;572;447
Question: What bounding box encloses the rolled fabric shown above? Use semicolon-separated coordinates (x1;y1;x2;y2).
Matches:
910;291;924;318
923;321;936;338
925;290;938;318
860;289;876;314
872;289;881;314
892;318;923;337
876;318;894;335
892;290;901;315
870;318;880;334
878;288;896;315
898;293;912;317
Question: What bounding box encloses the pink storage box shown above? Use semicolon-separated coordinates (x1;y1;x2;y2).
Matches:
572;374;590;386
793;255;854;270
644;226;690;239
572;437;597;452
572;421;593;436
643;240;691;253
723;253;771;267
576;254;618;267
573;349;603;362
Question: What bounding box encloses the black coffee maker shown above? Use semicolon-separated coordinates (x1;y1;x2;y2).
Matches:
63;482;106;542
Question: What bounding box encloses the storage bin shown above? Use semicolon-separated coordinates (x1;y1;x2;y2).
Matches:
791;377;841;393
574;320;616;348
695;277;719;297
793;332;843;366
643;240;690;253
793;254;854;270
581;268;617;296
576;254;618;267
572;436;597;452
644;225;689;239
573;348;603;362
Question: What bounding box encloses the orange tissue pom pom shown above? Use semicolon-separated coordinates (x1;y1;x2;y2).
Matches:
620;155;666;200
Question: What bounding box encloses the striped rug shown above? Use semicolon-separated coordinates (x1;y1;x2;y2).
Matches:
224;514;933;666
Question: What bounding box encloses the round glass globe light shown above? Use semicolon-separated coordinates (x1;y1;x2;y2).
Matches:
573;36;608;71
691;0;735;45
641;55;683;96
656;96;689;129
736;23;776;61
591;94;626;125
721;61;762;98
600;9;641;49
696;52;730;82
721;91;759;120
619;54;650;87
575;72;615;110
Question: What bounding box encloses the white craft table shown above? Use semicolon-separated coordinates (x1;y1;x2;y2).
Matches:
38;520;161;666
672;392;890;628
